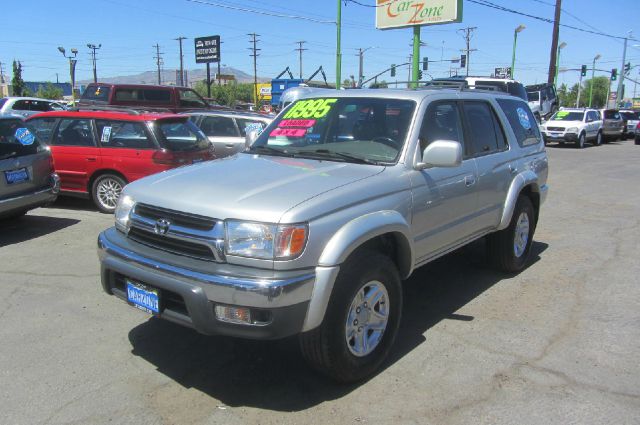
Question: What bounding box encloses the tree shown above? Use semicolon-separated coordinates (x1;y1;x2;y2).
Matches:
582;76;609;108
370;80;389;89
12;60;25;96
193;80;254;106
35;83;63;100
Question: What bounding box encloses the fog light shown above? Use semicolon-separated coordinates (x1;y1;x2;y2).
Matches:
215;305;251;325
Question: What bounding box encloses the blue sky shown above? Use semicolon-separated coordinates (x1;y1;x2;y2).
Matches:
2;0;639;90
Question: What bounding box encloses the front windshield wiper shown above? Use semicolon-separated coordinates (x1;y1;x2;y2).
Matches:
248;145;296;157
299;149;381;165
0;151;18;160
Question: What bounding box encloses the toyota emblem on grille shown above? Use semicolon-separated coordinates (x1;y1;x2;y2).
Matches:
154;219;171;235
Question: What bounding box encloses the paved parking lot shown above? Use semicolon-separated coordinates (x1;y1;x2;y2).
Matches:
1;140;639;425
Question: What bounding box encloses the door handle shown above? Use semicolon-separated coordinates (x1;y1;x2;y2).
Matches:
86;157;97;162
464;175;476;187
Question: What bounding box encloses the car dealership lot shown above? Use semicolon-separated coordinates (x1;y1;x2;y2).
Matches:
1;141;639;425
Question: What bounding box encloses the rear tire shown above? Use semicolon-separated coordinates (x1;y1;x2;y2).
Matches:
487;196;536;273
91;174;126;214
594;131;602;146
299;250;402;383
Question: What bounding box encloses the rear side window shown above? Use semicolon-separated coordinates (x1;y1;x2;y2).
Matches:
236;118;268;137
0;119;42;158
462;102;506;155
53;119;95;147
95;120;154;149
29;100;51;112
114;89;142;102
81;85;111;102
27;117;58;143
200;116;239;137
604;110;620;120
12;100;30;111
143;89;171;103
496;99;541;147
155;119;210;152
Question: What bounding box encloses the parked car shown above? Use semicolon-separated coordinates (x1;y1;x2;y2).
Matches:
526;83;558;120
618;110;639;139
78;83;224;113
430;76;529;101
599;109;624;142
0;115;60;219
187;111;272;158
635;122;640;145
540;108;603;148
98;87;548;382
0;97;66;118
27;110;214;213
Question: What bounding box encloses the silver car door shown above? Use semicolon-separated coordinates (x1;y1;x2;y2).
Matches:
199;116;241;158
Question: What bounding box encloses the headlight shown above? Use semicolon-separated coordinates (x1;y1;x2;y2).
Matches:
225;220;307;260
566;127;578;133
114;195;135;233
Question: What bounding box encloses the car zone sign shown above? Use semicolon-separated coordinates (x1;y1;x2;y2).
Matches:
375;0;463;30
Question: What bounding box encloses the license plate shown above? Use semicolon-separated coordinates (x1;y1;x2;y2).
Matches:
126;280;159;314
4;168;29;185
549;132;562;138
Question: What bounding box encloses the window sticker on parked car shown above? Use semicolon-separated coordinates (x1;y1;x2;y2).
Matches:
244;122;264;135
14;128;35;145
517;108;532;130
101;126;112;143
556;111;569;118
283;98;337;119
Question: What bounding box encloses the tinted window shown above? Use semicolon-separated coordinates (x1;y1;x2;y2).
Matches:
0;119;42;158
236;118;268;137
527;92;540;101
27;117;58;143
603;110;620;119
496;98;541;147
81;85;111;102
12;100;30;111
462;102;505;155
49;102;66;111
420;102;464;152
156;119;210;152
178;89;207;108
620;111;639;120
143;89;171;103
114;89;142;102
200;116;238;137
96;120;153;149
53;119;95;147
30;100;50;112
587;111;598;121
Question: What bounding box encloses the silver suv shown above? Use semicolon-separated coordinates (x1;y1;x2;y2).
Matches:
98;88;548;382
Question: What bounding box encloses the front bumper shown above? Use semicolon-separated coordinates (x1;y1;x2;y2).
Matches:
541;131;578;142
98;227;319;339
0;173;60;217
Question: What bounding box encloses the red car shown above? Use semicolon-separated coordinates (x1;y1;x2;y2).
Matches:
27;110;214;213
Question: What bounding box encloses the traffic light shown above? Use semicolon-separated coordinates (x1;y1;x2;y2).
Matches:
611;68;617;81
418;70;423;80
581;65;587;77
625;62;631;73
460;54;467;68
422;57;428;71
390;64;396;77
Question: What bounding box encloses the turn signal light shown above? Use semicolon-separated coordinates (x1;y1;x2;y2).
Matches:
215;305;251;325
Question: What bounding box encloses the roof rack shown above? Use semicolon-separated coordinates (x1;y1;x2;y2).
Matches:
68;105;173;115
420;80;501;93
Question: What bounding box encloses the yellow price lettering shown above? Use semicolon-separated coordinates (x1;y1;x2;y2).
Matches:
283;98;337;119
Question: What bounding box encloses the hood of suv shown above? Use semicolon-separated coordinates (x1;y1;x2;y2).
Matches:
124;153;384;223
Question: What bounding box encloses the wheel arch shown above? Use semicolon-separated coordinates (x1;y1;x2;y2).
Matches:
498;171;540;231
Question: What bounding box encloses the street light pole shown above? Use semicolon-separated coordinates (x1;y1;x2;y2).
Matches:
336;0;342;89
617;31;631;107
511;25;525;79
554;42;566;86
58;46;78;106
589;54;601;108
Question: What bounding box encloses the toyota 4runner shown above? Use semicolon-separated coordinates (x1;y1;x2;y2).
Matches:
98;88;548;382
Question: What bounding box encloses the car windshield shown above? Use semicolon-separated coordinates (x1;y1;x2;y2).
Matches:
527;92;540;101
155;119;210;152
0;119;42;159
248;97;416;164
178;90;208;108
551;111;584;121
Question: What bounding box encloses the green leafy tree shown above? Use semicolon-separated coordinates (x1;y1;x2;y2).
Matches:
582;76;609;108
11;60;25;96
193;81;254;106
35;83;63;100
370;80;389;89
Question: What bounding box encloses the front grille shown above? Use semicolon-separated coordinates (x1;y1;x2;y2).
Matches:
547;127;565;132
135;203;215;231
128;227;216;261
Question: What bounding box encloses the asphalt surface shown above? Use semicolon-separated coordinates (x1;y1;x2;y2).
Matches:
1;139;639;425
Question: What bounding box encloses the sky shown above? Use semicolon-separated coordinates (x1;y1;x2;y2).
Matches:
1;0;639;91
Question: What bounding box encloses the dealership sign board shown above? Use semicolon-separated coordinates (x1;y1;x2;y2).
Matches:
194;35;220;64
376;0;463;30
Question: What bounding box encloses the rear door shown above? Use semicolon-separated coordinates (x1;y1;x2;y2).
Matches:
95;119;158;183
198;115;241;157
234;118;270;154
50;118;100;193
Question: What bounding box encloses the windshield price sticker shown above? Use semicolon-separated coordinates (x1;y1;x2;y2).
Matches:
14;128;35;146
283;98;338;119
556;111;569;118
270;128;307;137
278;119;316;128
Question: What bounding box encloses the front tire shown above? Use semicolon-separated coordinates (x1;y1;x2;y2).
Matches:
92;174;126;214
487;196;536;273
299;251;402;383
576;132;585;149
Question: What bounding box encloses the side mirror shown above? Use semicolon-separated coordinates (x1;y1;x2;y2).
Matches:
416;140;462;170
245;129;260;149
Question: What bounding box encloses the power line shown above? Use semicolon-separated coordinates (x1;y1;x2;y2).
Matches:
174;36;187;86
87;43;101;83
153;43;164;85
458;27;477;77
295;41;307;79
185;0;335;24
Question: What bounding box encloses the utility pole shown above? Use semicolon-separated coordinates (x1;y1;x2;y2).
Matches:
336;0;342;89
547;0;562;85
357;47;374;87
248;33;260;105
87;43;101;83
295;41;307;79
153;44;163;85
457;27;477;77
175;36;187;86
617;31;631;107
407;55;412;88
0;61;4;84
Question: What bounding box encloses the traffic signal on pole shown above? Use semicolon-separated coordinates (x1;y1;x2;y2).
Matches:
418;70;423;80
625;62;631;73
581;65;587;77
390;64;396;77
422;57;428;71
611;68;617;81
460;54;466;68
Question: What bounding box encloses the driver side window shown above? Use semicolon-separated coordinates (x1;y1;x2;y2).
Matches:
53;119;95;147
419;102;464;153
